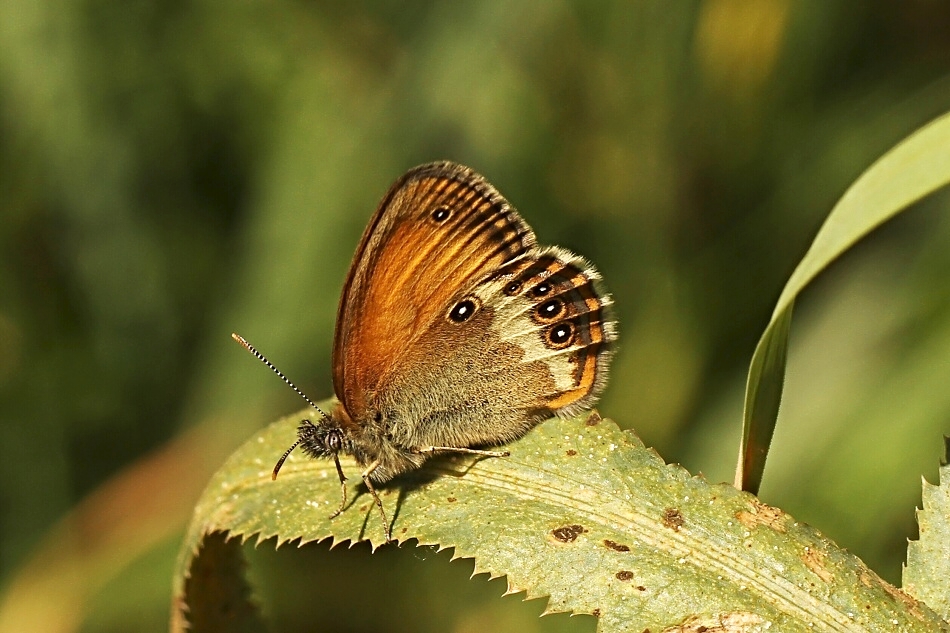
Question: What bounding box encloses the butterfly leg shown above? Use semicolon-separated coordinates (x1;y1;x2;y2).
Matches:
360;460;392;542
329;453;348;519
415;446;511;458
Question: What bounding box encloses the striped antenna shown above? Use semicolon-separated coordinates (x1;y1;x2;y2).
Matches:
231;332;330;421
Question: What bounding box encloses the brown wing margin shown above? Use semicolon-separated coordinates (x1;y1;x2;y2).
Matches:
331;162;538;415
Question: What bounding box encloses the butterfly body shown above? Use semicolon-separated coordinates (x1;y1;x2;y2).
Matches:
242;161;616;540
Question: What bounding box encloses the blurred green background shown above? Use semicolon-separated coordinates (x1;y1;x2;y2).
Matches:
2;1;950;631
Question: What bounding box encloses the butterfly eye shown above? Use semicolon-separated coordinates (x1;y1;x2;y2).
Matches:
536;298;564;320
546;321;575;348
430;205;452;223
448;297;480;323
531;281;553;297
326;428;344;452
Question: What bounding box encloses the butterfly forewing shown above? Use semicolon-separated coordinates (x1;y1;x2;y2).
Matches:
332;162;538;422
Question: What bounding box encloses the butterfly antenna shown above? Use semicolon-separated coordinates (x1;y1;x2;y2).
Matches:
231;333;331;421
272;436;304;480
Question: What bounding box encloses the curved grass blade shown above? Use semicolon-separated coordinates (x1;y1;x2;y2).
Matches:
736;110;950;493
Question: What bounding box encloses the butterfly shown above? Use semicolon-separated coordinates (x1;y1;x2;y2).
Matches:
234;161;617;541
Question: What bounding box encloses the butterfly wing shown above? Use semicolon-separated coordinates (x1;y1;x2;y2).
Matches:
332;162;537;425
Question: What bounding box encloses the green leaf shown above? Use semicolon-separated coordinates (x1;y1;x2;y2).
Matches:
737;111;950;493
173;406;948;632
904;437;950;621
735;303;793;491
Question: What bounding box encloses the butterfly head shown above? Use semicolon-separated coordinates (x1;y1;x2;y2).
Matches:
297;418;346;459
272;416;348;480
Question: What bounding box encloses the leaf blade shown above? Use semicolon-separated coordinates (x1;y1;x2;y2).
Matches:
737;111;950;493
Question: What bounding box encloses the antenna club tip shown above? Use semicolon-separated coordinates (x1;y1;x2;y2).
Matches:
231;332;247;345
271;471;279;481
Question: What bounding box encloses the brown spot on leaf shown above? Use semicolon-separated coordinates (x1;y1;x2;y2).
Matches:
604;539;630;552
636;585;646;592
550;524;586;543
662;612;765;632
585;411;602;426
735;499;787;532
566;449;577;456
616;570;634;581
592;608;601;617
801;547;833;583
859;567;924;620
447;497;457;503
662;508;685;531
